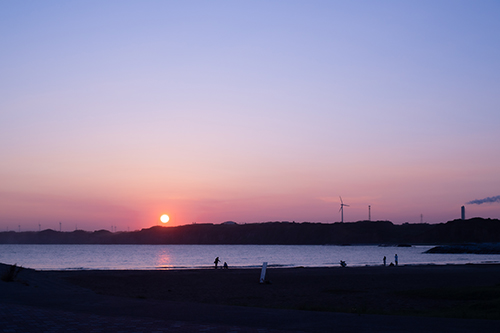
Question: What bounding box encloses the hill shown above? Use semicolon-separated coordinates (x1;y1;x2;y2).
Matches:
1;218;500;245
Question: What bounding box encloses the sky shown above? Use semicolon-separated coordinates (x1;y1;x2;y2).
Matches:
1;1;500;231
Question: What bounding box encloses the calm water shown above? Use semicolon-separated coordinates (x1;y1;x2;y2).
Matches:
1;244;500;271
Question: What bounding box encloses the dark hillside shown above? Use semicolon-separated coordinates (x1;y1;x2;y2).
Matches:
0;218;499;244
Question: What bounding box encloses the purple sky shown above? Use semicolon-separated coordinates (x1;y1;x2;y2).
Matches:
1;1;500;231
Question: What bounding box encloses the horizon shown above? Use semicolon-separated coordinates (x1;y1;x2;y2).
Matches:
2;1;500;231
3;216;497;233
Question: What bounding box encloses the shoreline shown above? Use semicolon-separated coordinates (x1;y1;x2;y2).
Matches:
32;261;500;271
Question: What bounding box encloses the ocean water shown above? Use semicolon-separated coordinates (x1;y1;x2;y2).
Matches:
1;244;499;271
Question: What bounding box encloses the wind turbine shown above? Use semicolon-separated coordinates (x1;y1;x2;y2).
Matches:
339;196;349;223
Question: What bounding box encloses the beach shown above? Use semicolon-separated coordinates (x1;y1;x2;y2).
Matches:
2;263;500;332
61;264;500;315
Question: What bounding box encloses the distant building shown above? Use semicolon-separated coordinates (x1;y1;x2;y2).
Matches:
222;221;237;225
461;206;465;220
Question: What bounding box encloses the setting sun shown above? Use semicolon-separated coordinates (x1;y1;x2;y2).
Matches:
160;214;170;223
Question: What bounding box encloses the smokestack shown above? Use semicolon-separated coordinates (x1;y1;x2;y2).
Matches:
461;206;465;220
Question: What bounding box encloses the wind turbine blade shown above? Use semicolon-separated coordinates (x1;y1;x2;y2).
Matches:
345;204;350;207
339;196;343;204
339;207;342;212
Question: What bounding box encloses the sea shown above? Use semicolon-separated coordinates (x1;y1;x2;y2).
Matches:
1;244;500;271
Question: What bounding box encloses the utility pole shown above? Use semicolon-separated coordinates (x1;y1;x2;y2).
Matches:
368;205;371;221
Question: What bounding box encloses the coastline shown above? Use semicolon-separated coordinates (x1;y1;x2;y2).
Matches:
32;261;500;271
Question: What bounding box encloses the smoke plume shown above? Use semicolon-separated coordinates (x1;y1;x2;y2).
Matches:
466;195;500;205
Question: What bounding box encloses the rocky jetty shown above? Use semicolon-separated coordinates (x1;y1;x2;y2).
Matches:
425;243;500;254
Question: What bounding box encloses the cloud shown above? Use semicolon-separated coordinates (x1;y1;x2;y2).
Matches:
466;195;500;205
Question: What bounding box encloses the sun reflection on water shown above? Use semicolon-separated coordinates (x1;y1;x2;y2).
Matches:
156;248;172;268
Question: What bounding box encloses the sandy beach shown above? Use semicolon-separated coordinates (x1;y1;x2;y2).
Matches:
2;263;500;332
59;264;500;315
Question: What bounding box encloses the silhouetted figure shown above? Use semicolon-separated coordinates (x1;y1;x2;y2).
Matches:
340;260;347;267
395;254;398;266
223;262;228;269
214;257;220;269
383;256;386;266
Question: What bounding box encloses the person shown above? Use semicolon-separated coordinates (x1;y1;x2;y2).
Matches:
395;254;398;266
223;262;228;269
214;257;220;269
383;256;386;266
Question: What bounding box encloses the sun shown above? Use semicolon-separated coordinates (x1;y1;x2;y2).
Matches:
160;214;170;223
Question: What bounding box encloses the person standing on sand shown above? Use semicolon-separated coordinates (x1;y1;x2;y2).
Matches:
214;257;220;269
383;256;386;266
395;254;398;266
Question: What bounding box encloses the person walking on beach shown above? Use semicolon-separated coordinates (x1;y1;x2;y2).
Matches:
383;256;386;266
214;257;220;269
395;254;398;266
